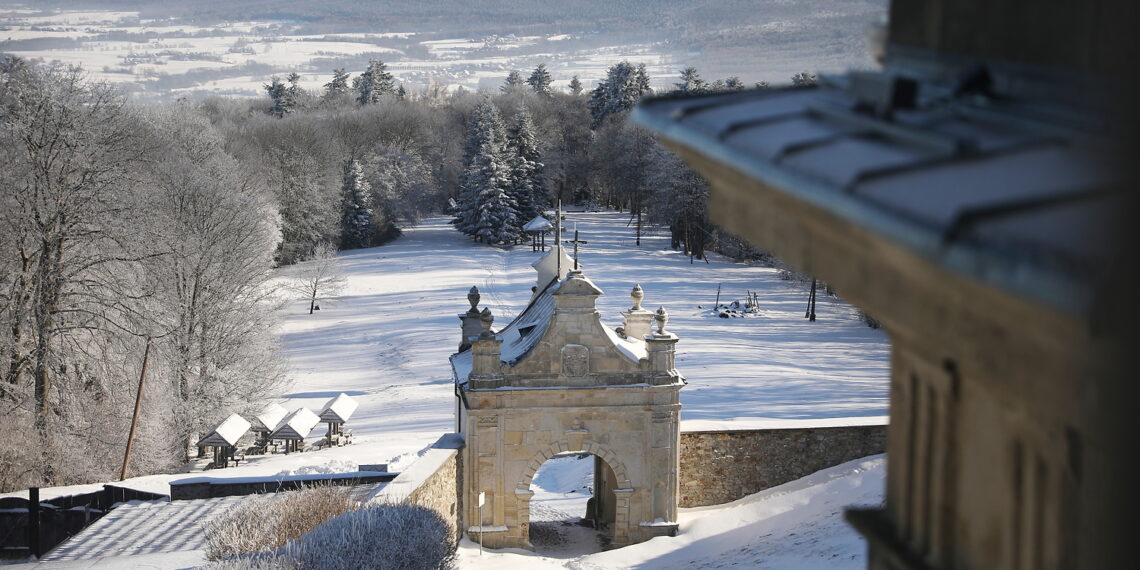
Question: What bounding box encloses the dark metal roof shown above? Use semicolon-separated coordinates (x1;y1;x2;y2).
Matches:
631;74;1123;315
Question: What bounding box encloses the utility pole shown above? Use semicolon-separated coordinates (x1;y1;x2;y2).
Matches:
120;337;152;481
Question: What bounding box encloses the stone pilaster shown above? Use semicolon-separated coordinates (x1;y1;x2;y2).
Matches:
469;308;504;389
645;307;679;378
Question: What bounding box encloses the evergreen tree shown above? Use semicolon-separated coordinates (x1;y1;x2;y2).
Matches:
526;64;553;96
340;160;375;249
755;80;770;89
285;72;303;107
453;100;520;244
356;59;397;105
470;141;520;244
501;70;525;93
264;76;288;117
676;66;705;93
587;61;653;128
724;76;745;91
568;75;583;96
323;68;351;100
505;106;545;224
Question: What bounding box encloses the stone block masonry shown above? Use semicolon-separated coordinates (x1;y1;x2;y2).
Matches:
366;433;464;541
679;425;887;507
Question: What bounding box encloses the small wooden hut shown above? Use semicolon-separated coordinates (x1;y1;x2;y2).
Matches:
269;408;320;453
522;215;553;251
196;413;251;468
317;393;358;446
249;402;288;452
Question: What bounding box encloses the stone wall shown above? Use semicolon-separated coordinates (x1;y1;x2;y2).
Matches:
367;433;464;540
679;425;887;507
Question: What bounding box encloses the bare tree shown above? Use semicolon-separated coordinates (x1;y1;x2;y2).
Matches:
290;243;347;314
136;104;287;461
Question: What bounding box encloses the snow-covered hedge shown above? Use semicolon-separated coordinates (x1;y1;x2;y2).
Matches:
204;485;359;560
205;494;456;570
296;503;456;570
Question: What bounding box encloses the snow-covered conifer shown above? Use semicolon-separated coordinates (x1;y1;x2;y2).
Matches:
340;159;375;249
527;63;553;96
453;100;521;244
568;75;583;96
264;76;288;117
587;61;653;128
323;68;350;101
676;66;705;93
356;59;397;105
501;69;525;93
506;106;546;223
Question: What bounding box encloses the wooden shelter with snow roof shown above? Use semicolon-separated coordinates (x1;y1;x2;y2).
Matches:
196;413;251;468
269;408;321;453
316;393;358;446
249;402;288;451
451;236;685;550
522;214;554;251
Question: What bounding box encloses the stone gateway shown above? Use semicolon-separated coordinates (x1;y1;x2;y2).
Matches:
450;243;684;550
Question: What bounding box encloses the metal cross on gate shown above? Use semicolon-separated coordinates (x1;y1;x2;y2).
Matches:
565;229;587;270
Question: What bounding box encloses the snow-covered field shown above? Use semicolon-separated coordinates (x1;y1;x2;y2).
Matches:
0;6;679;98
0;4;882;100
3;211;890;568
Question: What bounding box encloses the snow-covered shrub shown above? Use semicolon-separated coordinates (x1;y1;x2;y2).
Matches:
296;503;456;570
203;551;300;570
204;485;360;560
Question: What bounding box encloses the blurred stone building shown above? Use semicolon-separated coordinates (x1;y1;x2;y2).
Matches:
632;0;1136;567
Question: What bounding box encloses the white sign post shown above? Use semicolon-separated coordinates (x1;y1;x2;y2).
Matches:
477;491;486;555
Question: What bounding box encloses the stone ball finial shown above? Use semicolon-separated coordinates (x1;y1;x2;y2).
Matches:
655;306;669;335
630;283;644;311
467;286;481;311
479;307;494;338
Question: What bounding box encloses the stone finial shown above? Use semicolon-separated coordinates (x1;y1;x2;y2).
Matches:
630;284;644;311
479;307;494;339
468;286;481;312
655;306;669;335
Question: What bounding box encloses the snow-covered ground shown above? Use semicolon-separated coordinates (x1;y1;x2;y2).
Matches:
3;211;890;568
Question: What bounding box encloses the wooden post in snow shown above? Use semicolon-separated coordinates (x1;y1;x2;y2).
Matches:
120;337;152;481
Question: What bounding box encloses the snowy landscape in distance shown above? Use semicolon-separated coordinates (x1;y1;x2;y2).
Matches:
0;1;886;100
3;211;890;568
